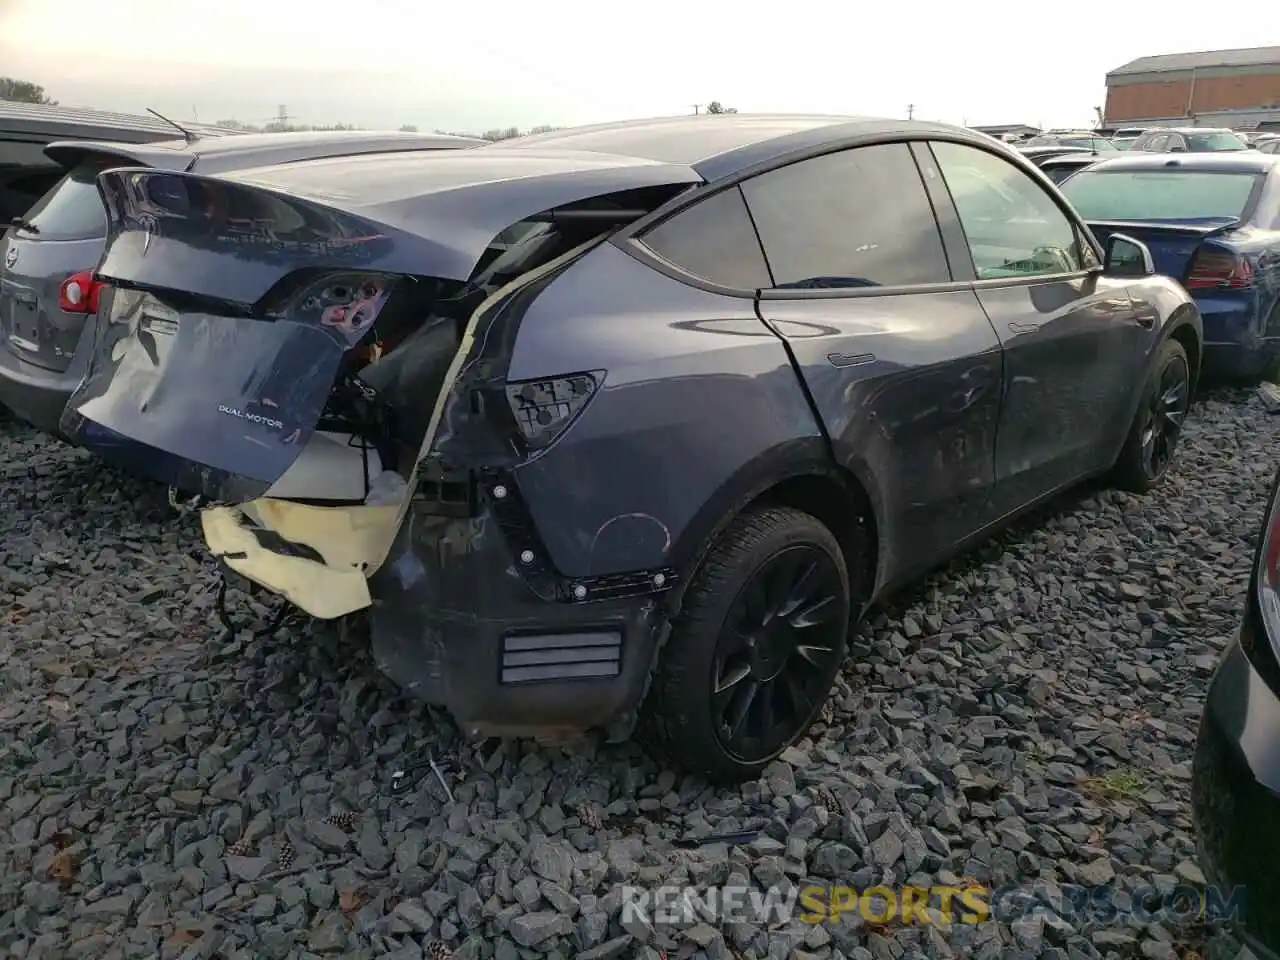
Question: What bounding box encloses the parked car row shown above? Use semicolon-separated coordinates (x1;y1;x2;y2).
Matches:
1011;126;1278;155
2;105;1280;955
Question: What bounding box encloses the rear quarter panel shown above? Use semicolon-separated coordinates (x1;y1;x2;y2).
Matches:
1115;276;1203;453
500;242;826;580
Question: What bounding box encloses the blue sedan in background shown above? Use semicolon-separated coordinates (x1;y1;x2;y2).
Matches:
1061;152;1280;380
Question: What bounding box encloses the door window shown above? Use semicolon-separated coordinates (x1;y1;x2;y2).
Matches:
931;141;1085;280
639;185;772;290
1145;134;1168;151
740;143;951;289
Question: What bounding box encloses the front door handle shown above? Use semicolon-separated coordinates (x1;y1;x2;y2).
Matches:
1135;313;1155;329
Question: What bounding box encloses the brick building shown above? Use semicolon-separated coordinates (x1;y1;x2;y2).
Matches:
1104;47;1280;129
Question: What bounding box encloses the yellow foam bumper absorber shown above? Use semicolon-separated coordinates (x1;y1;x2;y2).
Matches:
201;499;400;620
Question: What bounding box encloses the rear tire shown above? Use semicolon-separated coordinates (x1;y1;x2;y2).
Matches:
1112;338;1191;493
638;507;852;783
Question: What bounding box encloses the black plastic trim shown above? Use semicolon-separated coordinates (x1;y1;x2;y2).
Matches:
500;630;623;684
480;467;679;604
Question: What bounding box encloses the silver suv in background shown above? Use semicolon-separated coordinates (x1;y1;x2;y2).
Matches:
0;129;484;436
1;101;237;231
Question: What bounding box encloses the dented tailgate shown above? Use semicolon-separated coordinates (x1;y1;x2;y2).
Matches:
63;158;700;500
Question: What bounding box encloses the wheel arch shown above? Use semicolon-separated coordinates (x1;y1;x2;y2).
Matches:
666;439;882;616
1166;306;1203;394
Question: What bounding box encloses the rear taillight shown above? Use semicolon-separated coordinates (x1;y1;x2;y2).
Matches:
505;373;599;449
1186;249;1255;290
58;270;105;314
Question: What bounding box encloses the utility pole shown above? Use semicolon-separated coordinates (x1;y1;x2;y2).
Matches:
907;103;914;120
277;104;291;127
691;104;701;115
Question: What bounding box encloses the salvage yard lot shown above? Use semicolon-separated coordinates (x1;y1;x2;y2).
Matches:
0;388;1275;959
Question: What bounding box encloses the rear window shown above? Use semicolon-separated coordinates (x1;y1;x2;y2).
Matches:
18;161;110;240
1061;171;1259;222
1186;132;1248;152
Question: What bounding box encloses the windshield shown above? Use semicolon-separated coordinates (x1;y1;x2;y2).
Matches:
1061;170;1259;222
1185;132;1248;152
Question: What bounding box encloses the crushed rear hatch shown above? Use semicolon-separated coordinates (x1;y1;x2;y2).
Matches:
62;154;699;615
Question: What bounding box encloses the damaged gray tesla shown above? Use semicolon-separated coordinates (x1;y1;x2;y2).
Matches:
61;115;1203;781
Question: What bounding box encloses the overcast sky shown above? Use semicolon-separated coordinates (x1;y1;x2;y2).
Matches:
0;0;1270;133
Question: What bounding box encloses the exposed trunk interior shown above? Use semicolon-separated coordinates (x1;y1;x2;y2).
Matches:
69;168;694;618
263;183;685;507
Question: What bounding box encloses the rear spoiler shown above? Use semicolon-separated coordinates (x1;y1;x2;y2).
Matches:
93;158;702;300
44;139;193;173
1084;218;1240;237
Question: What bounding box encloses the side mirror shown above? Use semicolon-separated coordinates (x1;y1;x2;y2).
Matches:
1103;233;1155;277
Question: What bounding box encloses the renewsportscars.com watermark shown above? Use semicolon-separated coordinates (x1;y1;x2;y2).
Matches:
622;883;1246;927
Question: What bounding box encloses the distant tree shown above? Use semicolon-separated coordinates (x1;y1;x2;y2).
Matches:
0;77;57;104
529;124;558;134
480;126;526;141
399;124;419;132
705;101;738;114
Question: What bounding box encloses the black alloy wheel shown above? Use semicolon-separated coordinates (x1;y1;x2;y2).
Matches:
1113;337;1191;493
1140;353;1190;479
711;544;847;763
639;506;856;782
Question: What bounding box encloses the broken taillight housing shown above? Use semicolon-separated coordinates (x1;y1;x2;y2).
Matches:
262;271;398;347
505;373;599;449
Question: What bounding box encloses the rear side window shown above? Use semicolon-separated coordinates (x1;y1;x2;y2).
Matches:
18;161;110;240
1060;171;1259;221
640;186;771;290
741;143;951;289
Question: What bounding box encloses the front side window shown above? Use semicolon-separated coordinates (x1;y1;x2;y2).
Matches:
931;140;1084;280
640;185;772;290
1060;170;1259;223
740;143;951;289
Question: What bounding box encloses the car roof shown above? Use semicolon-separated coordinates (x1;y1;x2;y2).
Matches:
478;113;1006;180
0;99;237;142
1140;127;1237;135
1076;152;1280;174
42;129;486;173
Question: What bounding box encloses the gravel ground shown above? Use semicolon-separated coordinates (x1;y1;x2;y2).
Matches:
1;388;1276;960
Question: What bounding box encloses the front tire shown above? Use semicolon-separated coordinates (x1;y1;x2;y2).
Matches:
639;507;852;783
1112;337;1191;493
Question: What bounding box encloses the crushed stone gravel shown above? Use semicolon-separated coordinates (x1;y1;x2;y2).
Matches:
1;387;1275;959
